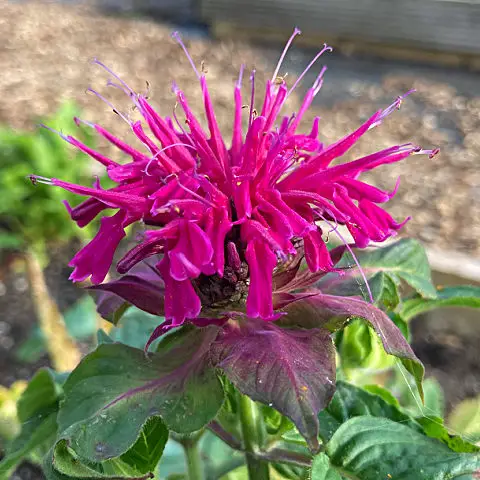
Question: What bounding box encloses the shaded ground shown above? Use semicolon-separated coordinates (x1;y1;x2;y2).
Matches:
0;245;82;386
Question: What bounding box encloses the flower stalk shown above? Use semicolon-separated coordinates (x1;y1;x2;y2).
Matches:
183;436;205;480
239;394;270;480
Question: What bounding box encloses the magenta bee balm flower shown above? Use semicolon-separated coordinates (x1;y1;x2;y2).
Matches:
32;29;437;327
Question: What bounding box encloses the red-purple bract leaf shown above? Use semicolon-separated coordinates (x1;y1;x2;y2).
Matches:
211;319;336;451
287;293;424;400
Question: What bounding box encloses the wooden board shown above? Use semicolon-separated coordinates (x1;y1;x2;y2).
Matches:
200;0;480;56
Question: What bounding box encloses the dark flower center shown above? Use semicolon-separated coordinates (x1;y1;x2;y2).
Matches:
193;262;249;312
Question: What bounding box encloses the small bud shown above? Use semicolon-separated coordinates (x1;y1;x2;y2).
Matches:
227;242;242;272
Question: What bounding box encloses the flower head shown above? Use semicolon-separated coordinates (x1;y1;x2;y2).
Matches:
33;30;437;325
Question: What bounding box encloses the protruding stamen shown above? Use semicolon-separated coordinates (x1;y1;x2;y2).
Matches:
172;103;195;146
28;174;53;186
171;81;180;95
106;80;133;98
413;147;440;158
144;143;197;176
73;117;95;129
249;69;256;128
287;43;333;98
92;58;135;96
312;65;328;96
171;31;201;80
237;64;245;89
175;182;217;208
371;89;416;129
271;27;302;82
37;123;68;141
85;88;131;125
320;214;374;304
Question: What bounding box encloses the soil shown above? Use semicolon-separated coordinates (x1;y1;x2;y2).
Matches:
0;2;479;479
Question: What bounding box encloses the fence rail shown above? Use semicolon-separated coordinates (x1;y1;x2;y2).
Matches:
199;0;480;58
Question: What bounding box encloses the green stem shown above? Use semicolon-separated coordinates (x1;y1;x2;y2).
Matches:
238;394;270;480
183;437;205;480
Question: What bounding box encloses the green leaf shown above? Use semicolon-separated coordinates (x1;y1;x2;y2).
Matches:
448;396;480;444
45;443;154;480
0;412;58;475
261;404;294;436
318;381;420;443
400;286;480;322
0;369;61;475
96;329;115;345
273;462;307;480
0;232;23;250
52;441;137;479
63;296;99;339
416;417;479;454
56;325;223;463
309;453;342;480
199;431;245;479
156;441;186;479
423;378;445;418
361;384;400;407
0;102;101;256
107;307;165;350
156;431;244;479
326;416;480;479
120;418;168;474
397;376;445;419
320;239;436;302
339;319;396;373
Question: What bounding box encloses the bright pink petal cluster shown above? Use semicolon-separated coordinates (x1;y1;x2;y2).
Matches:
34;30;437;325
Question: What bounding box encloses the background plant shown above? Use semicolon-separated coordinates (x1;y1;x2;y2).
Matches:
0;103;102;372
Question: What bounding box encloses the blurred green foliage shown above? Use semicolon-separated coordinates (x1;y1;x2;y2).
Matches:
0;102;100;257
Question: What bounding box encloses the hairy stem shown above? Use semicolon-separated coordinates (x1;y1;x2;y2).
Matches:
183;436;205;480
238;394;270;480
24;249;80;371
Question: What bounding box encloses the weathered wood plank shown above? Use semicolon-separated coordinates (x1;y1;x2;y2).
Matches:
201;0;480;56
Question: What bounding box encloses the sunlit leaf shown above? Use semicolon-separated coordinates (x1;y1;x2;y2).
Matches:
319;239;436;302
400;286;480;322
326;416;480;479
310;453;341;480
